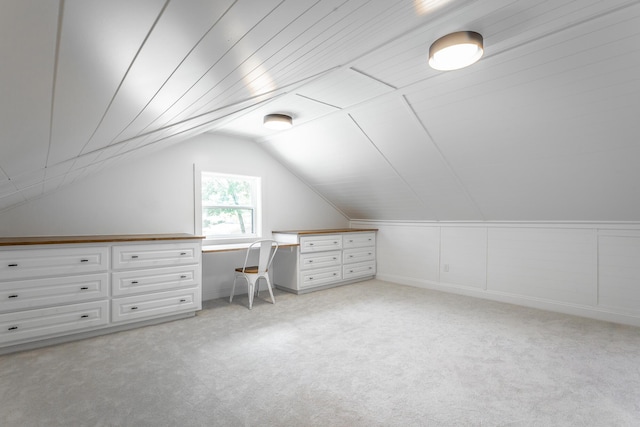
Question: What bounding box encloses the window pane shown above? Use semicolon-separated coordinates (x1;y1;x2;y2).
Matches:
202;175;252;206
202;207;254;236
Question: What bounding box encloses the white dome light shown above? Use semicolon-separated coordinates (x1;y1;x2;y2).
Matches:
263;114;293;130
429;31;484;71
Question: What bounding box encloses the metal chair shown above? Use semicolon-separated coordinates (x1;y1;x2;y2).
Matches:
230;239;279;309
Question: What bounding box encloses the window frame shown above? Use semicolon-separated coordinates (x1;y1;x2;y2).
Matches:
195;168;262;244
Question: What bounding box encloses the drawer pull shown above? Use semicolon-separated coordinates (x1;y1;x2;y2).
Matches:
349;255;354;258
131;306;138;310
8;294;19;299
333;273;337;276
309;277;313;280
131;255;139;259
180;252;187;256
131;281;139;284
8;263;18;267
81;314;89;319
180;275;187;279
80;259;89;263
80;287;89;290
8;326;18;331
349;270;354;273
349;240;353;243
308;260;313;263
333;241;338;244
309;243;314;246
179;299;187;303
333;257;337;260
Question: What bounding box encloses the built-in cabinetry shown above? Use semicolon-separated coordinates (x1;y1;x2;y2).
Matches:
0;234;202;354
273;229;377;294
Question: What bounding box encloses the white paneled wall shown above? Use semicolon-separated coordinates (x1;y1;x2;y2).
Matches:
440;227;487;289
354;220;640;327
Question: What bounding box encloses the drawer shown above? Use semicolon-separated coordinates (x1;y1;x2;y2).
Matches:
300;267;342;289
0;300;109;345
112;242;200;270
343;248;375;264
0;246;109;280
300;250;341;270
343;233;376;249
299;235;342;253
112;288;201;323
112;265;200;297
343;261;376;281
0;273;109;313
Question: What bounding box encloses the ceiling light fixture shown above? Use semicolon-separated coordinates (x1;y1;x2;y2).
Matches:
429;31;483;71
263;113;293;130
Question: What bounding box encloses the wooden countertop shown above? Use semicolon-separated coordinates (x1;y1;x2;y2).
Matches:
0;233;205;247
202;242;299;253
272;228;378;235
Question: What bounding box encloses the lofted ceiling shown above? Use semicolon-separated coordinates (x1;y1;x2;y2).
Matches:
1;0;640;221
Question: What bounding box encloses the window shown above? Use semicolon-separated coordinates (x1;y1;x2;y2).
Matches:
200;172;261;240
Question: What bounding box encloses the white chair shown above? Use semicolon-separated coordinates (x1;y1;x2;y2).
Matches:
230;239;279;309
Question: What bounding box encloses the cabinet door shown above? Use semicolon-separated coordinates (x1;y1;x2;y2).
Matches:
0;247;109;280
0;273;109;313
112;288;201;323
343;261;376;281
343;248;375;265
300;267;342;289
343;233;376;249
112;242;200;270
300;251;341;270
299;235;342;253
112;265;200;296
0;300;109;345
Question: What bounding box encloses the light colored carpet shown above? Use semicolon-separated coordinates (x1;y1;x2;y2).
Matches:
1;279;639;426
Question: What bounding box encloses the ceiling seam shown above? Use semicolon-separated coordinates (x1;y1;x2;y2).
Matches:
43;0;65;191
401;95;487;221
187;0;329;118
142;0;290;135
74;0;171;158
347;112;439;220
104;0;240;149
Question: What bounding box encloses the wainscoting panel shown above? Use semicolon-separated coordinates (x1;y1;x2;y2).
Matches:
487;228;597;306
353;220;640;327
599;234;640;315
440;227;487;289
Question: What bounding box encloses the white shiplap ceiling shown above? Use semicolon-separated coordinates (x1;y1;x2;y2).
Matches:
1;0;640;221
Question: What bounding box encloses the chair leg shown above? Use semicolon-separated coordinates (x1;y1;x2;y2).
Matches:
248;281;255;310
264;276;275;305
230;275;237;303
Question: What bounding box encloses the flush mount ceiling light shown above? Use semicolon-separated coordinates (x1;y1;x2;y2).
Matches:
263;113;293;130
429;31;483;71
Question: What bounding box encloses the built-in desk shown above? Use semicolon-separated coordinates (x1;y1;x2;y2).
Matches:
202;242;298;253
272;228;377;294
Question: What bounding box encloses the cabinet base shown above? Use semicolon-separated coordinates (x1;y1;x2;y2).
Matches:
0;311;196;355
275;275;375;295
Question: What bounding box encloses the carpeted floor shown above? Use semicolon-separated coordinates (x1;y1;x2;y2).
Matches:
1;279;639;426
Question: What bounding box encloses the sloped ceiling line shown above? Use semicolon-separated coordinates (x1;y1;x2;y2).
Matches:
44;0;65;174
347;110;438;219
104;0;241;151
74;0;171;161
400;95;486;220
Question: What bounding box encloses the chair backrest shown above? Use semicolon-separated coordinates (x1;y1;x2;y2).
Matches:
242;239;279;274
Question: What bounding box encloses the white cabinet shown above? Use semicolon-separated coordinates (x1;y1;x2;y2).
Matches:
0;234;202;354
273;230;376;294
111;242;202;325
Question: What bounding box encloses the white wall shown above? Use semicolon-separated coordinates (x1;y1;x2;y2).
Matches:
353;220;640;327
0;133;349;299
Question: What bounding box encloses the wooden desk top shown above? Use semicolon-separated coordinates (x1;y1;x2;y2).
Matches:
202;242;299;253
272;228;378;235
0;233;204;247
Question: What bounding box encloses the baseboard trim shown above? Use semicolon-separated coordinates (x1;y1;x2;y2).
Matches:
376;273;640;328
